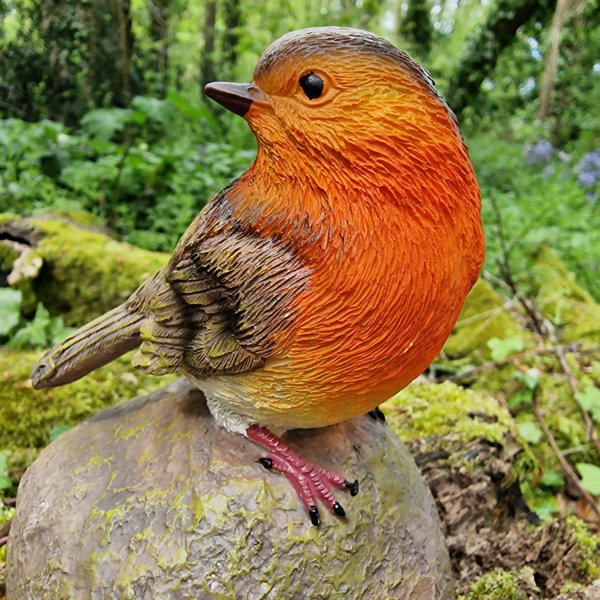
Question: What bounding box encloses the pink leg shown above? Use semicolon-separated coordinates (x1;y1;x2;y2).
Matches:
246;424;359;526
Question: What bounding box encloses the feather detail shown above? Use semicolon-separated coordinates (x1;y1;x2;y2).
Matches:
31;269;166;388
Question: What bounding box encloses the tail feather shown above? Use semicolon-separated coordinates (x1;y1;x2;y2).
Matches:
31;268;167;389
31;305;144;389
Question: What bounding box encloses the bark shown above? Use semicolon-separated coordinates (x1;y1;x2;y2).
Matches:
147;0;171;95
400;0;433;57
201;1;217;89
222;0;242;78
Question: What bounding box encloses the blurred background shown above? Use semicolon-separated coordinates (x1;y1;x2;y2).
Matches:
0;0;598;295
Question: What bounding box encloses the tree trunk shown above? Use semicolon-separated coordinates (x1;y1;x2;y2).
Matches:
148;0;171;96
399;0;433;58
201;1;217;89
536;0;572;120
112;0;132;102
445;0;554;117
221;0;243;79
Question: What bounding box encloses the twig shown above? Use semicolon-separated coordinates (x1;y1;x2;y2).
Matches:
555;345;600;455
0;518;11;540
441;342;582;383
534;388;600;521
488;195;550;338
562;443;595;456
0;536;7;548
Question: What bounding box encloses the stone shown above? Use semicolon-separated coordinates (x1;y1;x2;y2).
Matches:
7;379;453;599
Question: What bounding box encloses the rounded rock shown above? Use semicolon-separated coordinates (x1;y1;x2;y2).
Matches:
7;378;453;599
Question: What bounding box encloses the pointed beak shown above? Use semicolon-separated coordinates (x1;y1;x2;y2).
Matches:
204;82;269;117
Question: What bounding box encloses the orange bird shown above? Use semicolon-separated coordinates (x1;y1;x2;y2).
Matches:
32;27;484;525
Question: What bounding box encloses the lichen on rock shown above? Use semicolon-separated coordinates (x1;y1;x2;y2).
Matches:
7;379;455;600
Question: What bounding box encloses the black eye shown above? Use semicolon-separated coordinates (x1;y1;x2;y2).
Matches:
299;72;324;100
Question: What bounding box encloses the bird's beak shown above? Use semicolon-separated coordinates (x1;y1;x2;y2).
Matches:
204;82;269;117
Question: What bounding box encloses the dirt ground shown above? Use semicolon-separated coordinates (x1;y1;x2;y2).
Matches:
407;434;600;599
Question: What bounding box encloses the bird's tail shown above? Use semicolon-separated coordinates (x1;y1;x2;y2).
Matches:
31;269;165;389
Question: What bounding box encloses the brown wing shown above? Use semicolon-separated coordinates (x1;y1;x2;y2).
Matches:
132;194;311;378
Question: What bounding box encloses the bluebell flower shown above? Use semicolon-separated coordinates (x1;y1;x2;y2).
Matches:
524;139;553;165
579;171;596;187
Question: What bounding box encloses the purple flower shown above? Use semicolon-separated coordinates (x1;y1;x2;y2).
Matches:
579;171;597;187
524;139;553;165
579;150;600;172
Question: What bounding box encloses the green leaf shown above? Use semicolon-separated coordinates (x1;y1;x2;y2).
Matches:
50;423;71;442
81;108;133;143
508;390;533;409
576;463;600;495
48;316;73;346
7;302;71;350
0;288;22;336
130;96;172;123
541;470;565;488
0;474;12;492
532;492;558;521
0;450;10;491
517;420;544;445
575;387;600;423
487;336;525;361
513;370;539;390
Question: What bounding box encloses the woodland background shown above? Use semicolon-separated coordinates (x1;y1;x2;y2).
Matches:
1;0;599;278
1;0;600;598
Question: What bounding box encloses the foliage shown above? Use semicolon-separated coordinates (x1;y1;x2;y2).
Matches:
0;288;71;349
0;95;255;252
470;133;600;301
0;453;11;493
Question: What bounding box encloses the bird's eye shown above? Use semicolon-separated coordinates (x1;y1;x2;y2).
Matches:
299;72;324;100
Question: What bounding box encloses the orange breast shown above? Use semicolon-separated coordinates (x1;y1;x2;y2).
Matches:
224;182;483;429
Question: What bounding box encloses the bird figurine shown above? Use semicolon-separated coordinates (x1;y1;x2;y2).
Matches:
31;27;485;526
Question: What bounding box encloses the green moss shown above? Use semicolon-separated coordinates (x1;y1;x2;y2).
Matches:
443;279;536;361
0;242;19;273
528;245;600;342
382;380;517;446
458;567;538;600
0;214;169;326
567;514;600;579
0;347;174;461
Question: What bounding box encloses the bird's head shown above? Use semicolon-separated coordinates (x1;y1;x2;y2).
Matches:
205;27;467;187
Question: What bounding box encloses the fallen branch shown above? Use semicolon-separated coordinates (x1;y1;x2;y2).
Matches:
441;343;583;383
555;345;600;456
534;388;600;521
0;518;11;540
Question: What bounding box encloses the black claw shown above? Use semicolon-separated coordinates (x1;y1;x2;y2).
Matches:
367;406;386;422
345;479;359;496
332;501;345;517
309;505;320;526
258;457;273;469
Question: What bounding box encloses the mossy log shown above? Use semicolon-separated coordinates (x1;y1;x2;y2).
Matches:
0;213;168;326
6;379;454;600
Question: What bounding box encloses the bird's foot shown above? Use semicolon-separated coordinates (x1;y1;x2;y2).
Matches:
246;424;358;526
366;406;386;422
